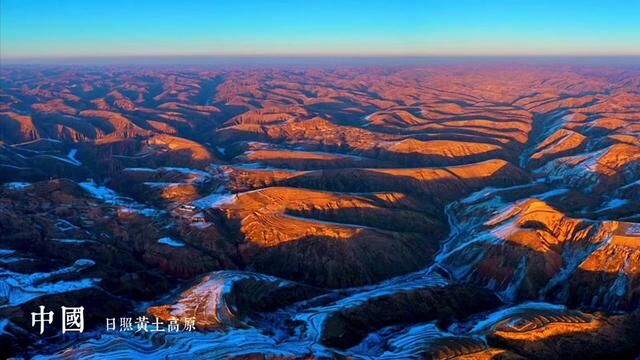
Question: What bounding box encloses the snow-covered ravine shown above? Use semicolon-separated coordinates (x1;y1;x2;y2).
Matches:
79;180;163;217
66;148;82;166
3;182;31;190
123;167;213;184
0;259;98;308
518;109;572;168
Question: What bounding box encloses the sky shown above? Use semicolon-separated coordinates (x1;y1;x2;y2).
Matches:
1;0;639;60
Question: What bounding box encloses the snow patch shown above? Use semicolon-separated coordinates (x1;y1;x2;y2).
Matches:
67;148;82;165
123;167;156;173
80;180;162;218
3;182;31;190
601;198;630;210
157;237;185;247
471;302;566;332
532;188;570;200
0;259;97;307
192;193;237;209
0;249;16;257
51;238;94;244
79;181;122;205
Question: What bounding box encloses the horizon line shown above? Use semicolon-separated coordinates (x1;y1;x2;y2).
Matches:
3;53;640;60
3;54;640;66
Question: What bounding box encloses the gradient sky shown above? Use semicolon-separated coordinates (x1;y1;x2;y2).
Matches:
1;0;639;59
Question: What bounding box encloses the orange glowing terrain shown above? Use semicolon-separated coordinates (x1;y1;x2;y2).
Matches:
1;64;639;359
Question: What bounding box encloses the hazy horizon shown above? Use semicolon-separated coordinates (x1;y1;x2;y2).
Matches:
3;55;640;68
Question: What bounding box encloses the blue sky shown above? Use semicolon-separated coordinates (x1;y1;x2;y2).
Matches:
1;0;639;59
